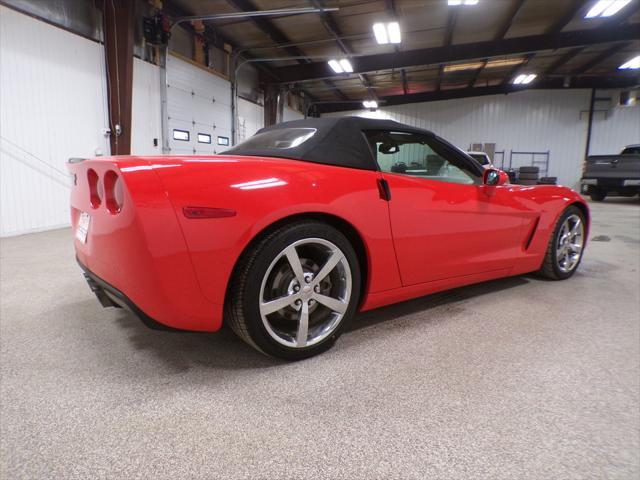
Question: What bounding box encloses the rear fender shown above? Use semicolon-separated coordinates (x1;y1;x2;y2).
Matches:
154;159;402;305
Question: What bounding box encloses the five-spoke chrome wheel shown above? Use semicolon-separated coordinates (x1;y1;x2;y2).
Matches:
259;238;352;348
555;213;584;273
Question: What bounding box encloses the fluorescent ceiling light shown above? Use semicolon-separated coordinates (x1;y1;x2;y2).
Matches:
328;59;353;74
328;59;343;73
363;100;378;109
448;0;479;5
372;22;401;44
339;58;353;73
373;23;388;44
602;0;632;16
513;73;537;85
387;22;401;44
619;55;640;70
585;0;631;18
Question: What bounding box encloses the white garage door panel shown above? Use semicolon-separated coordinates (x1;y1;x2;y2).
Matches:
167;56;230;104
166;54;232;155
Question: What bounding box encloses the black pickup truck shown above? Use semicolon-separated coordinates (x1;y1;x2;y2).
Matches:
581;145;640;201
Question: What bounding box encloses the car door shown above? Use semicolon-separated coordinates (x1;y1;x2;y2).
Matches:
367;130;527;286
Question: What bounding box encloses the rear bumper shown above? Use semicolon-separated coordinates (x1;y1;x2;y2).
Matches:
78;258;182;331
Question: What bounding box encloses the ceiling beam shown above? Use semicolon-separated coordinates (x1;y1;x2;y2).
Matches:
226;0;348;101
310;0;374;99
495;0;527;39
272;24;639;83
544;46;584;75
470;0;526;88
573;42;630;74
317;75;640;113
436;9;458;91
385;0;409;95
546;0;587;33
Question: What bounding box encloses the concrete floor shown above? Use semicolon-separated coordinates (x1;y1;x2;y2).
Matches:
1;199;639;479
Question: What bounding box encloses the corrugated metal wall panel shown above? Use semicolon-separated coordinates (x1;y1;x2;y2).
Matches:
326;89;639;189
590;95;640;155
0;6;110;237
131;58;162;155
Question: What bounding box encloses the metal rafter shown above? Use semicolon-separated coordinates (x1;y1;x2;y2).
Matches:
271;24;639;83
385;0;409;95
226;0;348;101
436;9;458;91
318;75;640;113
547;0;588;34
469;0;527;88
544;46;584;75
543;3;638;78
310;0;375;99
573;42;631;74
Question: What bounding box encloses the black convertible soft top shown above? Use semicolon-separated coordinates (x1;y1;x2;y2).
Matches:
225;116;436;171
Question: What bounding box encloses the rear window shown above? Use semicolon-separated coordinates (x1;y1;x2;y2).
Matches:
234;128;316;150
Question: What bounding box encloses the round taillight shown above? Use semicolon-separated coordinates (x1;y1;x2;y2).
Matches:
104;170;123;214
87;169;101;208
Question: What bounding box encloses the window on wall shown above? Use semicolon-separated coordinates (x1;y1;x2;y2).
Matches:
173;129;189;141
198;133;212;144
217;136;230;146
365;130;479;185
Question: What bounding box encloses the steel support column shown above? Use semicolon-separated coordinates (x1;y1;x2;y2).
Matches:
103;0;135;155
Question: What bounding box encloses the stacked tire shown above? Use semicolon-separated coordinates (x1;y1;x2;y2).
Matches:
518;166;539;185
538;176;557;185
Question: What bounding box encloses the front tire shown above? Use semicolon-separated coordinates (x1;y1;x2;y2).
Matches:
225;221;361;360
538;206;586;280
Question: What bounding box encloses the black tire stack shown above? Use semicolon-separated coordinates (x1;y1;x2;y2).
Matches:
538;176;557;185
518;166;539;185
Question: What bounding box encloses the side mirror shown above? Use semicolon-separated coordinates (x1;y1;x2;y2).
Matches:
484;168;509;186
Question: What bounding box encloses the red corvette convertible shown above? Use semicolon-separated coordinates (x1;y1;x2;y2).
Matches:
69;117;588;359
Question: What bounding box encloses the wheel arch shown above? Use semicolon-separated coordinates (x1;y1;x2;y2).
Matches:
224;212;370;310
569;201;590;236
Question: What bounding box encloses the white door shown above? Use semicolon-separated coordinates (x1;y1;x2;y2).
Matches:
166;54;232;155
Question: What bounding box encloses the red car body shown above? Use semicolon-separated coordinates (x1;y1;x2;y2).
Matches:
69;153;588;333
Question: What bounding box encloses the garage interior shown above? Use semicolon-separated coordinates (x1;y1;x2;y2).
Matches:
1;0;639;478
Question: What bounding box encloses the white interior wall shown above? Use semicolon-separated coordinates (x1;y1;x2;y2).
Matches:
131;57;162;155
590;99;640;155
0;6;110;237
325;89;639;189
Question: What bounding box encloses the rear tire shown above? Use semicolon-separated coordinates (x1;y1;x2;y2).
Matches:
589;189;607;201
538;206;586;280
225;221;361;360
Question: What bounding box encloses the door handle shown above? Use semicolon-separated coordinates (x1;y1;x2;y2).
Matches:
377;178;391;201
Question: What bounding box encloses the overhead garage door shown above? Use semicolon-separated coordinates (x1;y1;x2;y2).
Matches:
166;54;232;155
